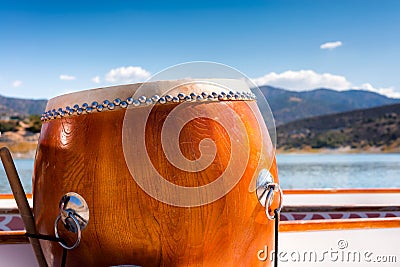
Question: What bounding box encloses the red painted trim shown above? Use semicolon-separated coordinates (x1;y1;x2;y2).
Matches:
0;194;33;199
280;217;400;232
283;188;400;194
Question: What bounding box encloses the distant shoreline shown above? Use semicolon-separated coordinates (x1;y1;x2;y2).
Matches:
277;146;400;155
2;131;399;159
4;144;400;160
0;142;37;159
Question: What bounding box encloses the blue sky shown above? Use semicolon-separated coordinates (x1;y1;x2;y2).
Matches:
1;0;400;99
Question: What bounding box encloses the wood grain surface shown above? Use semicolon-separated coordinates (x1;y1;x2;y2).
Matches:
33;100;278;266
0;231;29;244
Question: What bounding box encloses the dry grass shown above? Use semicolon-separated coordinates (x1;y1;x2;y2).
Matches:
0;141;37;158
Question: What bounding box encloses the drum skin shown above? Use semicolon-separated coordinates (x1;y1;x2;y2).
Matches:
33;100;279;266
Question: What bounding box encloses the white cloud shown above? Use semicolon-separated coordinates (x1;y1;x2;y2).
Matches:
252;70;351;91
354;83;400;98
252;70;399;98
59;74;76;81
105;66;151;83
92;76;101;83
12;80;22;87
320;41;343;50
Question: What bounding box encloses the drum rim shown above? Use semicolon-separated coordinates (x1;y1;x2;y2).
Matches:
42;79;256;122
46;79;251;108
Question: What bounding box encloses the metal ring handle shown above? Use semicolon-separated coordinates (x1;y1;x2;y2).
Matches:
265;183;283;220
54;212;82;250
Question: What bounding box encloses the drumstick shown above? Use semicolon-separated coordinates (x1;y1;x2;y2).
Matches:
0;147;48;267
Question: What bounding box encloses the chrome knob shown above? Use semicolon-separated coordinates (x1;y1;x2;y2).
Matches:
54;192;89;250
256;169;274;207
255;169;283;220
59;192;89;232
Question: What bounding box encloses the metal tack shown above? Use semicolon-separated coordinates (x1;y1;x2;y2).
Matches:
41;91;257;121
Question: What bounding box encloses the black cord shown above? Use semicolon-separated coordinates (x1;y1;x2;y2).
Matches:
61;248;67;267
25;232;68;267
25;233;62;243
274;209;279;267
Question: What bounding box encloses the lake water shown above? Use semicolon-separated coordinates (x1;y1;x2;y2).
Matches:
0;158;34;194
0;154;399;193
277;153;400;189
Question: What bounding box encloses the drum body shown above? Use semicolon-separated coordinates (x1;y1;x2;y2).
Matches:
33;80;279;266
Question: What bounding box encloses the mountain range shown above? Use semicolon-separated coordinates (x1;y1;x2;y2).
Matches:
277;102;400;152
1;87;399;153
0;87;399;125
0;95;47;117
259;86;400;125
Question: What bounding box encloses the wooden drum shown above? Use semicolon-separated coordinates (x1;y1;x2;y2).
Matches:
33;79;280;266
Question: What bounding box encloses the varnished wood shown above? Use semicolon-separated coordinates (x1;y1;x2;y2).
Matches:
33;96;278;266
2;218;400;244
0;231;29;244
0;208;20;215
